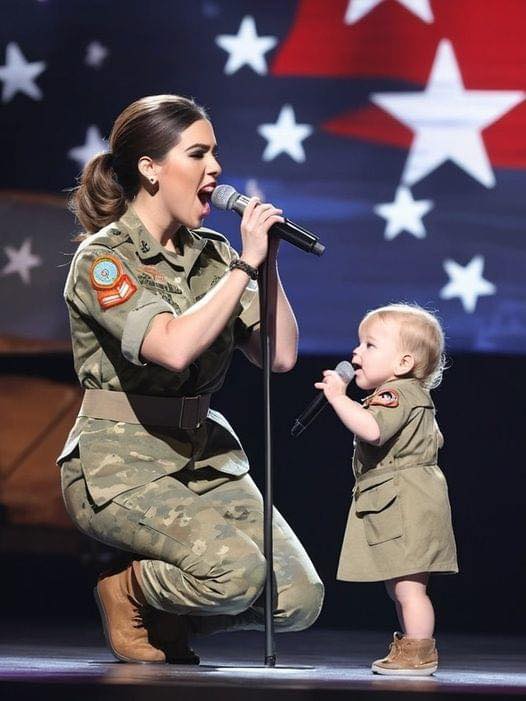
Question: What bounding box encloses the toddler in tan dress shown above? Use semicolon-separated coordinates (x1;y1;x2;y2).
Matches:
315;303;458;675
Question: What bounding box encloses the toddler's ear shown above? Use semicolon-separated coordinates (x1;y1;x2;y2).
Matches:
395;353;415;377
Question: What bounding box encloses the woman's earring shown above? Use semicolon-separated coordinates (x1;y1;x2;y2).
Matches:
145;176;159;195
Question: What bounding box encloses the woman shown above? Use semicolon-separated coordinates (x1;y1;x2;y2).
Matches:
58;95;323;664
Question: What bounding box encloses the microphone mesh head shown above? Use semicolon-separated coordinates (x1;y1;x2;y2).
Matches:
335;360;355;383
211;184;238;211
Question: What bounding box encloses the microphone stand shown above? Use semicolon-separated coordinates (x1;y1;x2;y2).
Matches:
258;245;276;667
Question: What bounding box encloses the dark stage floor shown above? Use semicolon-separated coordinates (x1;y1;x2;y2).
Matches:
1;625;525;700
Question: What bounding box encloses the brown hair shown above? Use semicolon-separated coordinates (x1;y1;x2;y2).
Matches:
360;303;446;389
69;94;208;234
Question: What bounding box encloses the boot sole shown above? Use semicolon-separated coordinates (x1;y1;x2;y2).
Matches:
93;585;165;665
371;663;437;676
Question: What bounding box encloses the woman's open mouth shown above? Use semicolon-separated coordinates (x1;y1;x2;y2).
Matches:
197;184;216;217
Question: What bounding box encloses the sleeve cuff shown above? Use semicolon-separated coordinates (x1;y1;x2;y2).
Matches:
121;292;175;366
238;280;260;330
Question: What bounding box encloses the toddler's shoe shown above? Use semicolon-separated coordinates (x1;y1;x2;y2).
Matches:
371;631;438;675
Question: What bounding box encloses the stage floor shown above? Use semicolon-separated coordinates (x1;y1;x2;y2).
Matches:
1;626;525;700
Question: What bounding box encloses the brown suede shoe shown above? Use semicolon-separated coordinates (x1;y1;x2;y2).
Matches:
371;632;438;675
150;612;200;665
94;561;166;664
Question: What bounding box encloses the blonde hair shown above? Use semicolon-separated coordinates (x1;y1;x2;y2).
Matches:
360;303;446;389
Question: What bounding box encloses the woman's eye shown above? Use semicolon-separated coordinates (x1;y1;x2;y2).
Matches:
190;151;205;159
366;343;374;349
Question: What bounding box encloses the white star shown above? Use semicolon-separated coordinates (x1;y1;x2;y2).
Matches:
440;255;496;313
258;105;313;162
0;42;46;103
371;40;525;188
374;186;433;240
2;238;42;285
85;41;109;69
68;126;107;170
215;15;277;75
345;0;434;24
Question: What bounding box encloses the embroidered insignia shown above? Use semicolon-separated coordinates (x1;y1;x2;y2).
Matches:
140;240;150;253
368;388;400;408
91;257;120;287
137;265;167;284
90;255;137;310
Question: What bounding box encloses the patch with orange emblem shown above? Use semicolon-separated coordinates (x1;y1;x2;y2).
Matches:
366;388;400;408
89;255;137;310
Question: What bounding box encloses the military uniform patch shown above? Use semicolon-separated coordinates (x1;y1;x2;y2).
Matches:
90;255;137;310
366;388;400;408
370;389;400;408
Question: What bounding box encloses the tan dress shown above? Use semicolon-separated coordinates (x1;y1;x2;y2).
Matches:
337;378;458;582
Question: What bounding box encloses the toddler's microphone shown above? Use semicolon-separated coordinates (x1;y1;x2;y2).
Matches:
291;361;355;438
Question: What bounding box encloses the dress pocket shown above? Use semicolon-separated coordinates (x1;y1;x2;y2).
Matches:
355;476;402;546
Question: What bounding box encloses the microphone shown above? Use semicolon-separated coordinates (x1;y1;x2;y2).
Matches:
211;184;325;256
291;361;355;438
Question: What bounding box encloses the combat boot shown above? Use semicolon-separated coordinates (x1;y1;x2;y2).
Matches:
150;612;200;665
94;560;166;664
371;631;438;675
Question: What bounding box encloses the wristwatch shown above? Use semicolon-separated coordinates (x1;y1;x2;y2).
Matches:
229;258;258;280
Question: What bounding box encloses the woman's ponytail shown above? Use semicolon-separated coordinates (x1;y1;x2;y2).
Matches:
69;152;126;235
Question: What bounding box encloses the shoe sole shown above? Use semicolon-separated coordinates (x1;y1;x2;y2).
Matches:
93;585;165;665
371;663;437;676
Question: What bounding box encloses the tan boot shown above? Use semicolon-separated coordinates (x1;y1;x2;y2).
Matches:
371;631;438;675
150;612;200;665
94;561;166;664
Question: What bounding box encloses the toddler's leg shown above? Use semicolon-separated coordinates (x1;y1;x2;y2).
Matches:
384;580;404;633
372;573;438;675
387;573;434;638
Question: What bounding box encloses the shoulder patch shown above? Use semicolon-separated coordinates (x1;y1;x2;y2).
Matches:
89;255;137;310
368;388;400;408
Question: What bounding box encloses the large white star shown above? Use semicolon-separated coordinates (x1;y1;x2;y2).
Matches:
68;126;107;170
85;41;109;69
345;0;434;24
0;42;46;103
215;15;277;75
372;40;525;188
374;186;433;240
440;255;496;313
2;238;42;285
258;105;313;162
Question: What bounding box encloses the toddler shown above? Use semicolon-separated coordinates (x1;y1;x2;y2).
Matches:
315;303;458;675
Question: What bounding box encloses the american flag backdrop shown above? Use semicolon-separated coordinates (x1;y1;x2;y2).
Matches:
1;0;525;354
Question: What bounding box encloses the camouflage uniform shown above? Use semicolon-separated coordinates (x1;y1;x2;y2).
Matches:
59;206;323;634
337;377;458;582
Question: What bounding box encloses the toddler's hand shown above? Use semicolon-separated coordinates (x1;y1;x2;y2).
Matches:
314;370;348;404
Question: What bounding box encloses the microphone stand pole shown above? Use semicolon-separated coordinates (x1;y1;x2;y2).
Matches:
258;247;276;667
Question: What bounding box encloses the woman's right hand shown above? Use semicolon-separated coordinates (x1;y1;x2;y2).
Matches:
239;197;284;268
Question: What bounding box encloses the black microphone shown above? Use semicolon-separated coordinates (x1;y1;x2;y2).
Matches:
291;361;355;438
211;184;325;256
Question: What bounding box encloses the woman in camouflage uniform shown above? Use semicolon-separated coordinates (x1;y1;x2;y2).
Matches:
58;95;323;664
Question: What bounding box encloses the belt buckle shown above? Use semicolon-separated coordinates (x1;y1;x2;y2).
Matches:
179;395;202;430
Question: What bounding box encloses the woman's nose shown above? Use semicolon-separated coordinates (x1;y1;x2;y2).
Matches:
209;155;222;177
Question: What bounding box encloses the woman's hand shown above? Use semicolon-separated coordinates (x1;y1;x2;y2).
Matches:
314;370;349;404
239;197;284;268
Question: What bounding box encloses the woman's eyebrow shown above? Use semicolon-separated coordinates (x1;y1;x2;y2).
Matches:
185;142;216;151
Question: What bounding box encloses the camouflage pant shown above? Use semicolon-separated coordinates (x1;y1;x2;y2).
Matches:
61;458;324;635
